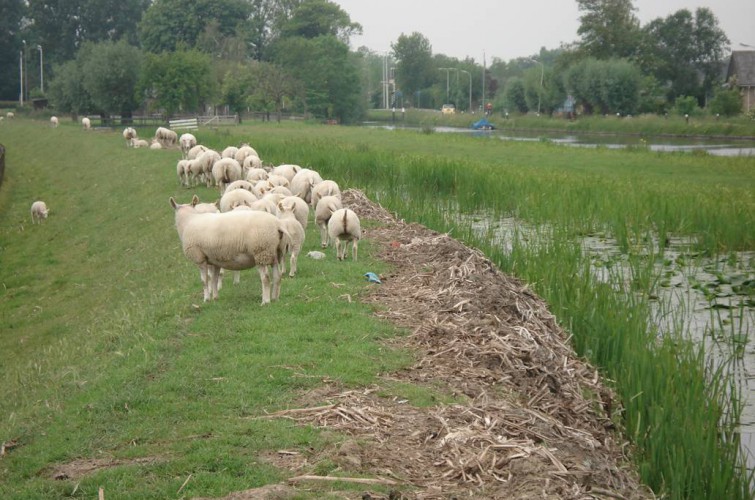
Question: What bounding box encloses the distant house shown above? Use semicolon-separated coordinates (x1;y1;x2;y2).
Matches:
726;51;755;112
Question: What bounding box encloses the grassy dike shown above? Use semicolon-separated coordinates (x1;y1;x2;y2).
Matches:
1;118;753;498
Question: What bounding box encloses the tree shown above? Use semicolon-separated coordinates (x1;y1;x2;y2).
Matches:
576;0;640;60
499;77;528;113
708;87;742;117
47;59;93;119
564;58;641;115
81;40;142;119
278;0;361;43
140;49;215;116
0;0;25;100
139;0;251;53
391;32;434;104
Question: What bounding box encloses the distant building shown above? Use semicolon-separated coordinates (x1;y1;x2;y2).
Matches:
726;51;755;112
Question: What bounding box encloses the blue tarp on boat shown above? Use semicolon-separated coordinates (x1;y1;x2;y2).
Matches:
471;118;495;130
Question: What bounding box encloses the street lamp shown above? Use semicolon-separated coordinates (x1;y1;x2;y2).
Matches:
22;39;27;104
527;58;544;115
19;50;23;106
37;45;43;94
438;67;452;103
460;70;471;112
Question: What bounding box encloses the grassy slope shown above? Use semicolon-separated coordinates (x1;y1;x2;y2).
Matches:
0;121;410;498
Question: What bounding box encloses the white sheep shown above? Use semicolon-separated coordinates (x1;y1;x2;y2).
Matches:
327;208;361;261
243;155;263;173
50;116;59;128
271;164;301;183
221;146;239;159
131;138;150;148
253;179;273;198
277;199;306;277
179;133;197;159
290;168;323;204
176;159;191;187
310;179;341;209
245;167;268;183
6;112;14;119
150;140;163;150
170;195;287;303
267;174;290;188
280;195;310;230
315;195;343;247
212;158;243;193
269;185;293;197
196;149;221;187
219;188;257;213
187;144;208;160
154;126;178;148
81;117;91;130
234;145;258;165
224;179;256;194
30;201;49;224
123;127;137;147
250;195;278;216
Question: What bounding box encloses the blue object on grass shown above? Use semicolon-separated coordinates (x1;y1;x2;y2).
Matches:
364;272;382;284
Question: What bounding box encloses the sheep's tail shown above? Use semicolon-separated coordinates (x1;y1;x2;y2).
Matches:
341;209;348;233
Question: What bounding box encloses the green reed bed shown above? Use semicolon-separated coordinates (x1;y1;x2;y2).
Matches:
212;123;754;498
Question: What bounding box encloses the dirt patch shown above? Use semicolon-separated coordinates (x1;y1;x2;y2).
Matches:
46;456;163;481
245;190;653;499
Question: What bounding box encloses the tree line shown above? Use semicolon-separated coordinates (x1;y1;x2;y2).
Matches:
0;0;744;123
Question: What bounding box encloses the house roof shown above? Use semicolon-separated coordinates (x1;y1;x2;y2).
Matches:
727;51;755;86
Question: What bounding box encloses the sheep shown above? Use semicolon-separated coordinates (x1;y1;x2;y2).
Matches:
219;188;257;213
196;149;221;187
253;179;273;197
187;144;208;160
280;195;310;230
224;179;256;194
176;159;191;187
269;185;293;197
123;127;137;147
310;179;341;209
30;201;49;224
250;196;278;216
267;174;290;189
81;117;91;130
277;199;306;277
150;140;163;150
221;146;239;159
6;112;15;119
245;167;268;183
290;168;323;204
315;195;343;247
271;164;301;183
170;195;287;303
211;157;243;193
50;116;59;128
234;145;258;165
179;133;197;159
154;126;178;148
131;138;150;148
327;208;360;261
243;155;263;173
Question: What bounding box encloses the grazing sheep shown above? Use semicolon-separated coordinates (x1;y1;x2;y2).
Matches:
224;179;256;194
280;195;310;230
234;145;258;165
150;140;163;150
269;185;293;197
250;196;278;216
170;195;287;303
219;188;257;213
154;126;178;148
187;144;208;160
176;159;191;187
123;127;137;147
327;208;360;261
212;158;243;193
310;179;341;209
267;174;290;188
30;201;49;224
290;168;323;204
196;149;221;187
6;112;14;119
243;155;263;173
245;167;268;183
315;195;343;247
253;179;273;197
271;164;301;183
179;133;197;159
277;200;306;277
50;116;59;128
221;146;239;159
131;138;150;148
81;117;91;130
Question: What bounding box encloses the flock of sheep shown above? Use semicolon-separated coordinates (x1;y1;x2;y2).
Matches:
156;127;362;304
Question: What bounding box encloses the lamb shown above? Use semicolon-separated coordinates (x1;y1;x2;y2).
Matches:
187;144;208;160
280;195;310;230
310;179;341;209
250;196;278;216
267;174;290;188
81;117;91;130
123;127;137;147
170;195;287;303
245;167;268;183
277;199;306;277
30;201;49;224
50;116;59;128
290;168;323;204
327;208;361;261
176;159;191;187
212;158;243;193
6;112;14;119
179;133;197;159
150;140;163;150
131;138;150;148
271;164;301;183
269;185;293;197
221;146;239;159
315;195;343;247
224;179;256;194
234;145;258;165
243;155;263;173
196;149;221;187
219;188;257;212
154;126;178;148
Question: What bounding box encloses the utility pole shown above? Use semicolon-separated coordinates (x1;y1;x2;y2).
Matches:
438;68;452;103
37;45;44;94
19;50;23;106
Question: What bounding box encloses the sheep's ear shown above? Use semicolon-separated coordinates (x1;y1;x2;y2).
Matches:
170;197;178;209
191;195;200;206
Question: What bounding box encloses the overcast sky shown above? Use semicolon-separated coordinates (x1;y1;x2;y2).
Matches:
334;0;755;62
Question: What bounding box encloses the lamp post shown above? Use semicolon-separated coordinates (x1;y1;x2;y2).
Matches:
460;70;471;112
37;45;43;94
527;58;544;115
438;67;452;103
22;39;27;104
19;50;23;106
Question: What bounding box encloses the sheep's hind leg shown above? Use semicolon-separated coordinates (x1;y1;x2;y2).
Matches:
272;262;282;300
352;239;358;262
258;266;272;304
209;264;221;300
200;265;211;302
